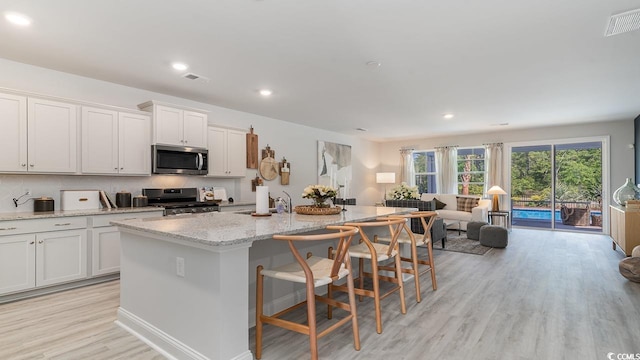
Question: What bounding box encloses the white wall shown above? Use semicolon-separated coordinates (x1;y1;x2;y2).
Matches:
378;120;635;203
0;58;382;212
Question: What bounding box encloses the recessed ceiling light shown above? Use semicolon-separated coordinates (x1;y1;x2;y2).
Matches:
172;62;189;71
259;89;273;96
4;11;32;26
366;61;381;67
443;113;455;119
356;127;368;132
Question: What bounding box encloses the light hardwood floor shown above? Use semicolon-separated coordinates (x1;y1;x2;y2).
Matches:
1;229;639;360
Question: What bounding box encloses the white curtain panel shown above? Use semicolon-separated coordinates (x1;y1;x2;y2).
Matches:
399;148;415;186
484;143;504;195
436;146;458;194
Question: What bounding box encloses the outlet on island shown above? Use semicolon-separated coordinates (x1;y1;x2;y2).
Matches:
176;257;185;277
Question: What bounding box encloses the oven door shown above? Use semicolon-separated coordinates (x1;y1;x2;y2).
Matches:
152;145;208;175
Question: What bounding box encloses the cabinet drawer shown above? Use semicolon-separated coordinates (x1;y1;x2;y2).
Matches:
0;217;86;236
91;211;163;227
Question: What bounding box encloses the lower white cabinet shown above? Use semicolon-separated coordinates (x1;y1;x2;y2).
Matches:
90;226;121;276
0;229;87;294
0;234;35;294
36;229;87;287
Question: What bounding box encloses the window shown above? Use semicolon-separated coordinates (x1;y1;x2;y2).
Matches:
457;147;485;195
412;151;437;194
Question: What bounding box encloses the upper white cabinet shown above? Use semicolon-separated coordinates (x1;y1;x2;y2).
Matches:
28;98;78;173
81;106;151;175
0;93;27;172
0;93;78;173
138;101;208;148
208;126;246;177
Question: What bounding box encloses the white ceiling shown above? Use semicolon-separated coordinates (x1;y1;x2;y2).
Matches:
1;0;639;142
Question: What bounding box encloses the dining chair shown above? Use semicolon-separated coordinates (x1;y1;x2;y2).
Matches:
328;217;407;334
375;211;438;303
255;225;360;360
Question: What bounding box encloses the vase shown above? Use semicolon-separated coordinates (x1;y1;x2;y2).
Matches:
613;178;640;206
313;198;330;208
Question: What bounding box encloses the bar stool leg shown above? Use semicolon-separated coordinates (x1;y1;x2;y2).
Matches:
428;241;437;290
345;256;361;350
255;265;264;359
327;246;334;319
410;240;421;303
395;249;407;315
306;280;318;360
371;258;383;334
358;258;364;302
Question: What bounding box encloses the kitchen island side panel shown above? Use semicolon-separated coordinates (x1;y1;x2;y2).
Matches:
117;230;251;360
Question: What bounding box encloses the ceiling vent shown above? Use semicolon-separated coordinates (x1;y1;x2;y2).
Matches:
605;8;640;36
182;73;210;83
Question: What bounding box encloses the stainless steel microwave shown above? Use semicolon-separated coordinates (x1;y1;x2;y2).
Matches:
152;145;208;175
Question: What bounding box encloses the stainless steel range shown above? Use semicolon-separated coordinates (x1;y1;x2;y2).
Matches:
143;188;219;215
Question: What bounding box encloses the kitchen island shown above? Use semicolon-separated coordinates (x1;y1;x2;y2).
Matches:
111;206;414;360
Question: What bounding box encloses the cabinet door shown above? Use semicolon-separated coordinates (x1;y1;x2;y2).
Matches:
81;106;119;174
35;229;87;287
0;93;28;172
27;98;78;173
119;112;151;175
183;111;208;148
226;129;246;177
208;127;227;176
0;234;36;295
90;227;121;276
154;105;183;146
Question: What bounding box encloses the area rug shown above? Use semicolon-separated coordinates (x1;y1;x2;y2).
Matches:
432;231;493;255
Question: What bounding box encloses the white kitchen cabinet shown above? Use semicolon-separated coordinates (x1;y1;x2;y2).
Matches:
90;227;120;276
27;97;78;173
0;93;77;173
88;210;163;276
208;126;246;177
35;229;87;287
0;93;27;172
81;106;150;175
138;101;208;148
0;234;35;294
0;218;87;296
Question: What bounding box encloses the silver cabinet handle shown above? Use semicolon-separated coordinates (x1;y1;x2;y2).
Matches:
29;241;35;245
54;223;71;226
0;227;17;231
21;163;26;167
38;240;43;244
30;164;34;167
120;167;124;170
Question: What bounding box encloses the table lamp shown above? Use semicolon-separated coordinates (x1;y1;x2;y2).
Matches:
487;185;507;211
376;172;396;201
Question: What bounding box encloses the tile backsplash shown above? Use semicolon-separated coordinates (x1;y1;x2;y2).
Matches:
0;174;239;213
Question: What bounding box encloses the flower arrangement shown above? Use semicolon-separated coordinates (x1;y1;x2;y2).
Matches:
389;182;419;200
302;184;338;208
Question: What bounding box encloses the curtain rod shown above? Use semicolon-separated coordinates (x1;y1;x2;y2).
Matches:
482;142;503;146
434;145;459;149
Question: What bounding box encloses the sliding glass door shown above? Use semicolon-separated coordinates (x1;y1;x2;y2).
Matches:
510;139;604;233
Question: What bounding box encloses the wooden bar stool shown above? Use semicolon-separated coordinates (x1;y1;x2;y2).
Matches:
376;211;438;303
255;225;360;360
329;217;407;334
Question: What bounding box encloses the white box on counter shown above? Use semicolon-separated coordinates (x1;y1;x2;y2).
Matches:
60;190;101;211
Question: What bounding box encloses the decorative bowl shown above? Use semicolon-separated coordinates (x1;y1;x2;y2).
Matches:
294;205;342;215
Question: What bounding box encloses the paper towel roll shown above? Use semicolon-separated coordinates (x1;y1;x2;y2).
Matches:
256;186;269;214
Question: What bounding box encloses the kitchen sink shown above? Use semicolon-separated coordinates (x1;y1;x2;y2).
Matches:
234;208;278;215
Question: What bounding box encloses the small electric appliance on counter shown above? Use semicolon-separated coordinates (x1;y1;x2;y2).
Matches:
60;190;101;211
33;197;54;212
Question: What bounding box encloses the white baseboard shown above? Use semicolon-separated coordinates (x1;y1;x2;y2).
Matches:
117;307;253;360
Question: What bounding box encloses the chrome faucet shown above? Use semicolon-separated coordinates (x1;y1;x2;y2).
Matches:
282;191;292;213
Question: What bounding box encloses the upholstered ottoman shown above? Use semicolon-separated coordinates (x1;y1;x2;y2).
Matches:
479;225;508;248
467;221;488;241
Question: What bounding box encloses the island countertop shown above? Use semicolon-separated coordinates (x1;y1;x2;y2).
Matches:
111;205;416;248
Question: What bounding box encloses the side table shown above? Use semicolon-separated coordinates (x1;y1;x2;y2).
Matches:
488;210;511;231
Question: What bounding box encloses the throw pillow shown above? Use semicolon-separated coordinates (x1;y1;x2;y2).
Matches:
456;196;479;213
434;197;447;210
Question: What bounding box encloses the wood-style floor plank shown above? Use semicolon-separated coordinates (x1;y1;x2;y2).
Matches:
0;228;638;359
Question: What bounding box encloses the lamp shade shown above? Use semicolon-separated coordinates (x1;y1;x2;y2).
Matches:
487;185;507;195
376;172;396;184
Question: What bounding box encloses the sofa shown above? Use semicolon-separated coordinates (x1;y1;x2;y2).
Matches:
385;199;446;246
419;193;490;231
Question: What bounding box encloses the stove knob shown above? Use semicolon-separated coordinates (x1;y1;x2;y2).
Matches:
171;209;178;215
191;208;197;213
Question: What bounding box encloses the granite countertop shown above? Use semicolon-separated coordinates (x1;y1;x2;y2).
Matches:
0;206;164;222
112;205;417;248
